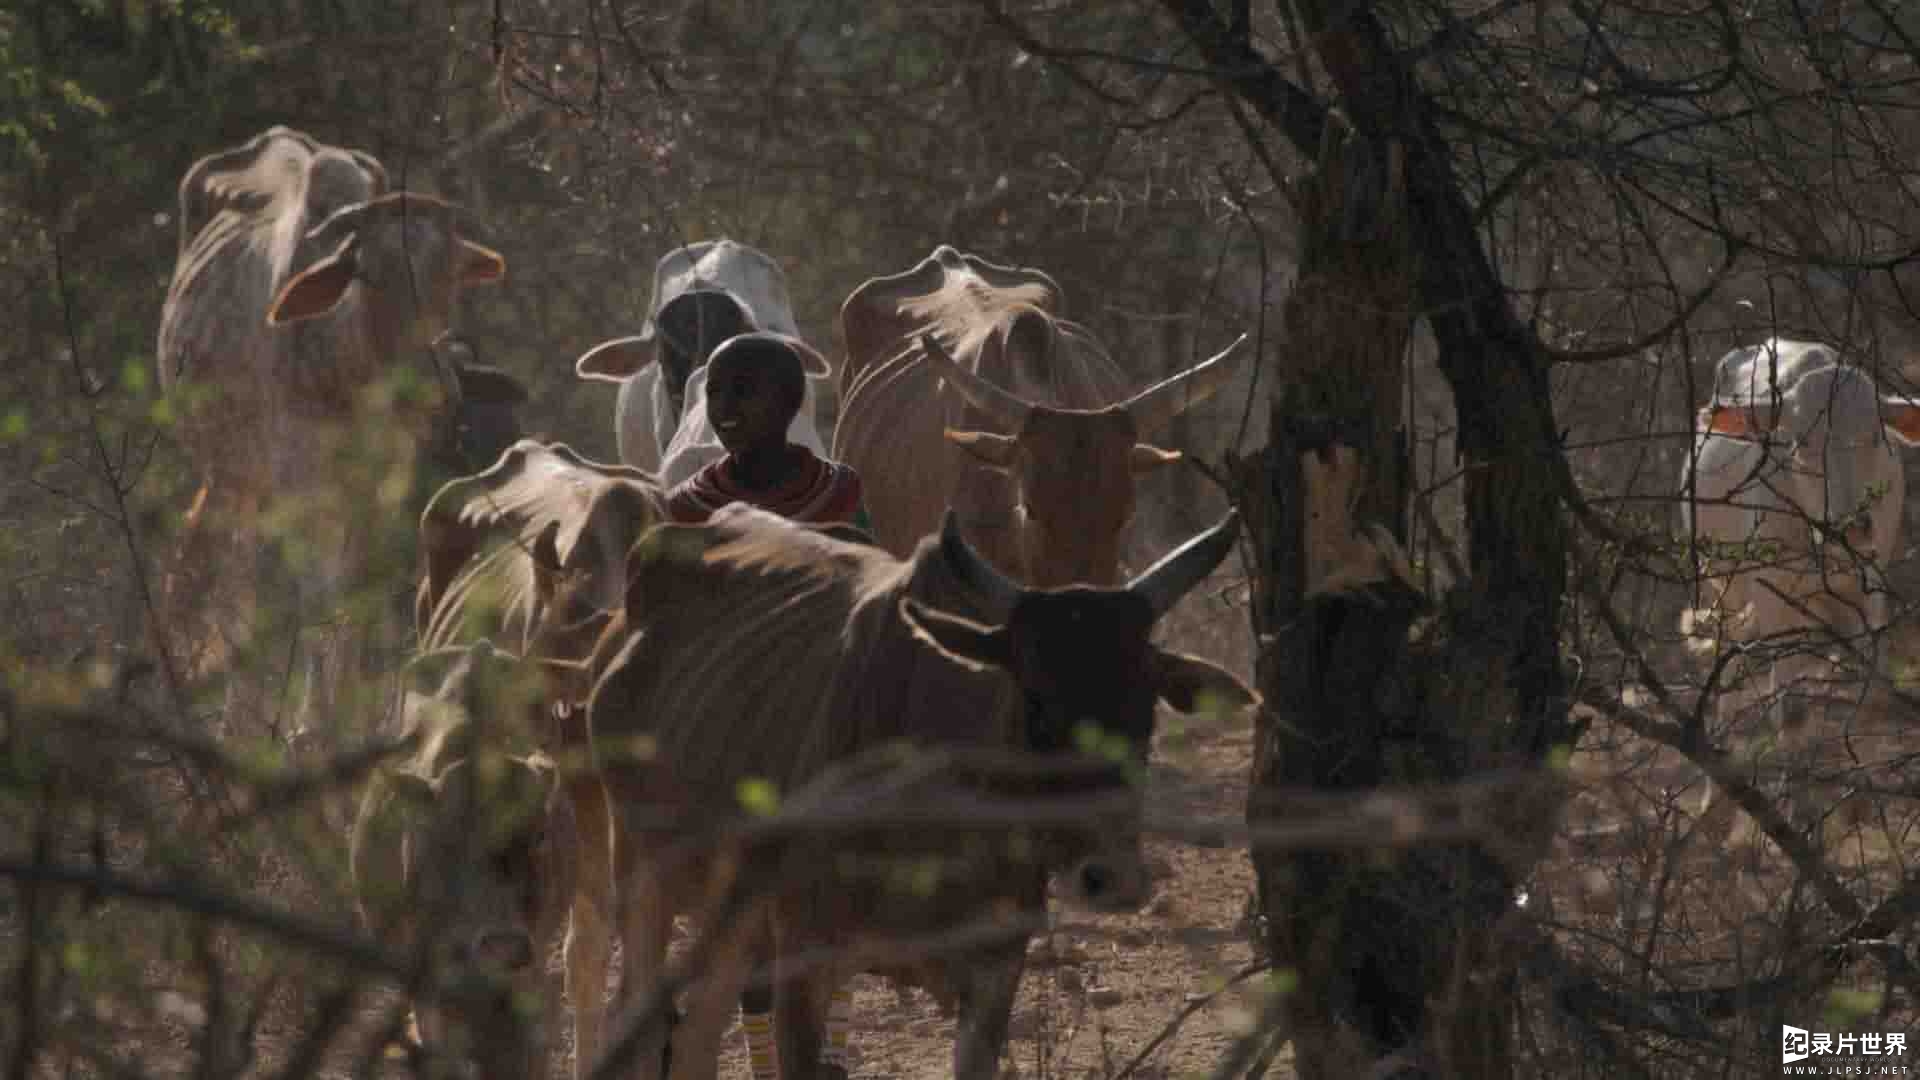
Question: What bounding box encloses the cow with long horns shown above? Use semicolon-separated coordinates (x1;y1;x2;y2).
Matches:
585;504;1260;1080
833;245;1246;586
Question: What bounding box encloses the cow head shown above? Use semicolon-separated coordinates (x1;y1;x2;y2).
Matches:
920;331;1248;586
1699;356;1920;555
576;291;829;425
573;290;756;416
521;520;624;744
266;191;505;350
352;643;573;1077
900;509;1258;911
422;332;530;480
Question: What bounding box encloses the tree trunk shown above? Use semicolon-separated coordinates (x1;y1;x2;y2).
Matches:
1232;116;1571;1079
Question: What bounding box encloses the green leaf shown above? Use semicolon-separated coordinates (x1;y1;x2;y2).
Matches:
737;777;780;817
1825;987;1882;1026
121;357;149;395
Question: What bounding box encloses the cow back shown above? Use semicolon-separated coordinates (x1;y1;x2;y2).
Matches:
591;511;1018;814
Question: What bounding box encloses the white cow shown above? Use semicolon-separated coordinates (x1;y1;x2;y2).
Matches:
1680;339;1920;817
575;240;830;487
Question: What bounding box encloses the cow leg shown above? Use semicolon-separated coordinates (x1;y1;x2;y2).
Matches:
1746;570;1817;739
613;863;674;1080
669;911;759;1080
1783;588;1878;836
568;780;616;1079
951;943;1027;1080
567;899;612;1079
532;794;584;1080
770;921;826;1080
1683;569;1755;830
525;954;568;1080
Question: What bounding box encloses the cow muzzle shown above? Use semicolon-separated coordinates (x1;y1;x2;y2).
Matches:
1066;851;1149;913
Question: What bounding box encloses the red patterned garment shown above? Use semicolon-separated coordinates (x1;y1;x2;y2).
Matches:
666;447;872;529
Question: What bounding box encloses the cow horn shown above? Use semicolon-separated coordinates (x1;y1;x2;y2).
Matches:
302;199;371;254
1126;510;1242;618
938;508;1023;621
1121;333;1249;436
305;191;470;250
921;333;1031;433
426;330;470;411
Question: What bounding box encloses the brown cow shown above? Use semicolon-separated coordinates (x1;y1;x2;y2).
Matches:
586;504;1259;1080
416;440;669;1079
156;125;506;744
350;639;576;1078
833;245;1246;587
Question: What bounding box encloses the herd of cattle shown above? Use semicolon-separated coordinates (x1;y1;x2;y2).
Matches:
152;126;1259;1079
145;125;1920;1077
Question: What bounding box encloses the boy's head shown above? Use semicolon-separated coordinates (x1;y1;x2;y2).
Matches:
705;332;808;455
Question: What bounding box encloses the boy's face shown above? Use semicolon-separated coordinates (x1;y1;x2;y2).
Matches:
706;353;794;454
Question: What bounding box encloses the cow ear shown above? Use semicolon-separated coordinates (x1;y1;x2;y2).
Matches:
529;519;567;606
1130;444;1183;473
457;364;529;406
792;339;833;380
899;597;1012;674
946;429;1019;470
268;240;359;325
1151;649;1260;715
576;337;654;382
457;238;506;287
1882;397;1920;447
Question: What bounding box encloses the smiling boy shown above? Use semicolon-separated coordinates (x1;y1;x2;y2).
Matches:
661;329;867;1080
666;331;872;532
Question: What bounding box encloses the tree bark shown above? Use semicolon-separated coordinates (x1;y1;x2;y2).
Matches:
1213;29;1576;1078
